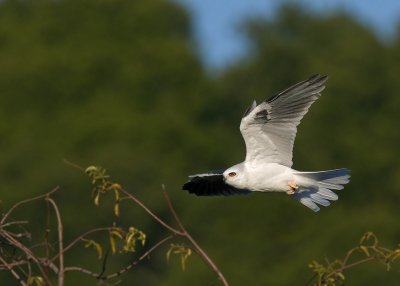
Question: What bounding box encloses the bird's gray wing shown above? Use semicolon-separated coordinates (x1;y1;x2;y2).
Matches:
240;74;327;167
182;170;251;196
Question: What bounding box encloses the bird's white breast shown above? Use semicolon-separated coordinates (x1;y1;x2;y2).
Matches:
243;162;295;192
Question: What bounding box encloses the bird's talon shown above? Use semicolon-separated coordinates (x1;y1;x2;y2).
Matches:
288;180;299;190
287;180;299;195
286;189;295;195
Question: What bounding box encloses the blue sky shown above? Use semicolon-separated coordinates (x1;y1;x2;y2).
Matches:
176;0;400;70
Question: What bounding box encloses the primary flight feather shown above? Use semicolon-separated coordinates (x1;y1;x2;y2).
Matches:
182;75;350;212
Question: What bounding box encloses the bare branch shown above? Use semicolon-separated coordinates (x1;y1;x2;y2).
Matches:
51;227;117;263
1;230;53;286
329;256;376;278
63;159;86;172
120;188;184;235
161;185;229;286
0;256;27;286
1;187;59;225
46;197;64;286
64;234;174;280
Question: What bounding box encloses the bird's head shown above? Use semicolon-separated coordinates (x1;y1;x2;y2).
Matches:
223;164;246;189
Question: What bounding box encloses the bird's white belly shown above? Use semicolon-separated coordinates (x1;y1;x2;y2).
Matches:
245;163;294;192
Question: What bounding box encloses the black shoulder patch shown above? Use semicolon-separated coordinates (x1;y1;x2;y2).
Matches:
254;108;271;122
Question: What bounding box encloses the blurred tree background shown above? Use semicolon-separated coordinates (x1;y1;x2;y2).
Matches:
0;0;400;285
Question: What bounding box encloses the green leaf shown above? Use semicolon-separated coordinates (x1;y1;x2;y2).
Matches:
166;244;192;271
82;239;103;259
110;235;117;254
85;166;98;174
390;250;400;261
114;202;120;216
110;230;124;240
28;276;44;286
94;193;100;206
337;271;345;281
359;245;370;257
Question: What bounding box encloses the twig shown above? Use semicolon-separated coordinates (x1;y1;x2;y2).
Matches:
1;230;53;286
0;260;27;268
0;256;27;286
97;246;110;278
101;234;174;280
1;187;59;224
304;273;317;286
51;227;118;263
326;256;376;279
46;197;64;286
64;234;174;279
342;247;358;266
120;188;184;235
161;185;229;286
63;159;85;172
0;221;29;228
26;260;32;286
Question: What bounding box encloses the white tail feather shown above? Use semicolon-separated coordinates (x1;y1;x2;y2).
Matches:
292;168;350;212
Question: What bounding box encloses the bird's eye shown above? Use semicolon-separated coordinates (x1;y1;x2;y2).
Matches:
228;172;237;177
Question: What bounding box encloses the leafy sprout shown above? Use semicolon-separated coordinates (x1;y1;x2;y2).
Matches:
109;225;146;254
166;244;192;271
81;238;103;260
309;232;400;286
27;276;44;286
85;166;122;216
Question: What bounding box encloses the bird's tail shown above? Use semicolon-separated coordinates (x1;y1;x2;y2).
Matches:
292;168;350;212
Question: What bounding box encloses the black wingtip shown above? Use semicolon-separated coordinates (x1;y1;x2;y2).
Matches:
182;173;251;197
182;182;189;191
264;74;329;107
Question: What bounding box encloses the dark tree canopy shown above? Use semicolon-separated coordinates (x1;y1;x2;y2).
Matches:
1;1;400;285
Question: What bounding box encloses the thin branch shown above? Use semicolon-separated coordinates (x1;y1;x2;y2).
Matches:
43;198;51;282
304;273;318;286
64;234;174;280
161;185;229;286
161;184;186;231
97;246;110;279
26;260;32;286
0;256;27;286
1;230;53;286
0;260;27;268
326;256;376;279
342;247;358;266
1;187;59;224
63;159;85;172
46;197;64;286
120;188;184;235
0;220;29;228
340;256;376;272
51;227;117;263
101;234;174;280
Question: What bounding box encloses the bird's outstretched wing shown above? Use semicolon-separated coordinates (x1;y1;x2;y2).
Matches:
240;74;327;167
182;170;251;196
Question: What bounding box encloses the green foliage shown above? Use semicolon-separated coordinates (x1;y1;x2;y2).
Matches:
109;225;146;254
82;239;103;259
27;276;44;286
85;165;121;216
309;232;400;285
166;244;192;271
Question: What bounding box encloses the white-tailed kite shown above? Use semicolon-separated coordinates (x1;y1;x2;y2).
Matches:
183;75;350;212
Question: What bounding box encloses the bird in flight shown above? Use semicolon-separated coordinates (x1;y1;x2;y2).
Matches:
182;75;350;212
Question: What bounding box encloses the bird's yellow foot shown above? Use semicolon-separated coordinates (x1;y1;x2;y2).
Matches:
286;180;299;195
